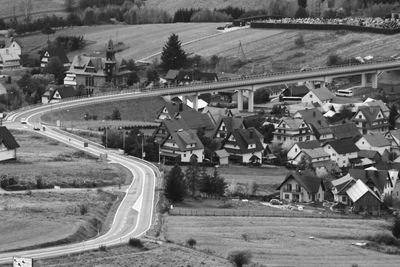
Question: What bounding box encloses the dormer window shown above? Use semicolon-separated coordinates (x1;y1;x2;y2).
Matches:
358;115;362;119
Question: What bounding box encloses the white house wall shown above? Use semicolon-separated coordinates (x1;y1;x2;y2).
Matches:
0;149;16;162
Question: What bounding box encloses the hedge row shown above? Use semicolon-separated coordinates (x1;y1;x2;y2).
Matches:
250;22;400;35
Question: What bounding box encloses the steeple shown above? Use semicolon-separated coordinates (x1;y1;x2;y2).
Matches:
106;38;116;62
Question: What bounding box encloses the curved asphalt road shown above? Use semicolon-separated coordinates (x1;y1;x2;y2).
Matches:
0;98;158;264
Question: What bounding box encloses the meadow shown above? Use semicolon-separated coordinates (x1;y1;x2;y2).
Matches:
165;216;399;267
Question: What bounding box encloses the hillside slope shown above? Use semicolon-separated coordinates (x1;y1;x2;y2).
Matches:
0;0;65;20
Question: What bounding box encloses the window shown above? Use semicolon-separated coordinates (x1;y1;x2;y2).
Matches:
299;137;303;142
295;184;300;192
358;115;362;119
284;194;290;199
295;148;298;153
287;184;292;191
342;196;347;202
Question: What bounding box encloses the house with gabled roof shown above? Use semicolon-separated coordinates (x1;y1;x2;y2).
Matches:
294;108;334;140
273;117;314;150
174;110;215;136
212;116;244;140
346;179;382;215
331;174;356;205
363;99;390;117
157;119;204;163
287;140;321;165
280;84;309;102
0;126;20;162
355;132;391;155
330;123;361;140
40;46;70;70
385;129;400;156
42;85;77;104
348;169;394;199
322;138;359;168
153;118;189;144
301;87;334;106
277;171;325;203
155;102;192;122
221;127;264;164
202;107;234;125
357;150;382;167
352;106;389;135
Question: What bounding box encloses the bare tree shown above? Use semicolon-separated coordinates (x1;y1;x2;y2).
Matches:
19;0;33;23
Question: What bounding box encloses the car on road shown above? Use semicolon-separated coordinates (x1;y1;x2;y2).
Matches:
20;118;27;124
33;125;40;131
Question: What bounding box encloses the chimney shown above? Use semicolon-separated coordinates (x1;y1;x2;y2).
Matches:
179;102;183;112
313;111;316;117
249;129;253;139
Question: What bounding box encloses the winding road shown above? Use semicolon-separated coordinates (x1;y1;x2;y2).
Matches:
0;95;159;264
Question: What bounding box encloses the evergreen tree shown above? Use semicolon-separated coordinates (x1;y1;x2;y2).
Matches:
185;159;200;196
44;57;65;84
199;166;212;195
111;108;122;120
389;104;398;130
161;33;187;70
165;165;186;203
211;168;227;197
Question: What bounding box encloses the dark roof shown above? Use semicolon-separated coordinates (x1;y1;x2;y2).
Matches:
212;116;244;137
165;69;180;80
176;110;215;131
323;138;359;154
361;132;391;147
156;101;192;120
277;171;325;194
358;150;381;160
166;129;204;152
0;126;19;149
354;106;385;126
224;127;263;155
296;108;332;137
50;86;77;100
282;85;309;97
296;140;321;149
349;169;390;194
163;118;190;133
330;123;361;140
45;46;70;64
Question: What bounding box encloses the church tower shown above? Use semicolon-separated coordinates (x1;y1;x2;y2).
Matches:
105;39;116;83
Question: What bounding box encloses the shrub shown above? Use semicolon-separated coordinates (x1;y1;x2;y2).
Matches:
393;219;400;240
78;203;89;215
128;238;144;248
186;238;197;248
294;34;305;47
241;233;250;242
99;245;107;251
228;250;252;267
366;233;399;246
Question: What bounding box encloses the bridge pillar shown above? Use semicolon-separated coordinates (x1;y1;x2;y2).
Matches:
193;94;199;111
237;90;244;111
248;90;254;113
361;73;367;87
371;72;378;89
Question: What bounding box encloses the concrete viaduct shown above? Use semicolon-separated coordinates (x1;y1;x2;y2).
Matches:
160;59;400;112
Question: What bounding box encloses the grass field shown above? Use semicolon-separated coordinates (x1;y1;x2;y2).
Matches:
165;216;400;267
30;243;230;267
0;190;118;252
2;130;131;188
41;96;166;125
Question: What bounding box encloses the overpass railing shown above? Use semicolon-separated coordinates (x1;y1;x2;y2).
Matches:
8;58;400;117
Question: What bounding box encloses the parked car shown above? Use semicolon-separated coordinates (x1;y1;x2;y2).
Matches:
269;199;282;205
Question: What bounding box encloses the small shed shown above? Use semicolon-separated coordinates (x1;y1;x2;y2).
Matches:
346;179;382;216
214;149;229;165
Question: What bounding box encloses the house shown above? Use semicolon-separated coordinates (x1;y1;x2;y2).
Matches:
363;98;390;118
174;109;215;136
279;84;309;102
287;140;321;165
348;169;394;199
0;49;20;70
292;147;333;177
221;127;264;164
42;85;77;104
294;108;334;140
158;119;204;163
352;106;389;135
277;171;325;203
155;102;192;122
165;69;218;85
346;179;382;215
64;39;131;89
212;116;244;140
385;129;400;156
40;46;70;70
202;107;234;125
0;126;20;161
301;87;334;106
357;150;382;167
273;117;314;150
355;132;391;155
330;123;361;140
331;174;356;205
322;139;359;168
